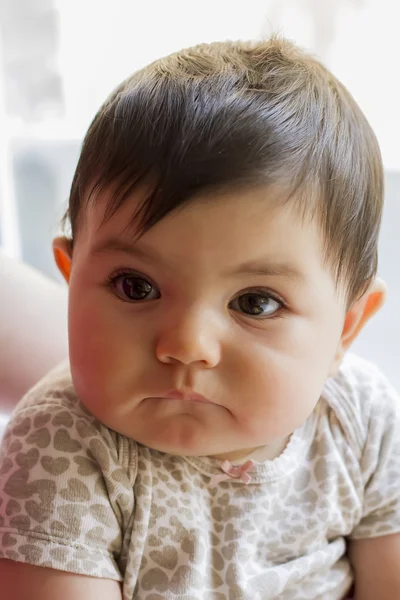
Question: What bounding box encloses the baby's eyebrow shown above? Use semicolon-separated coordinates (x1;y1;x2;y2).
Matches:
90;236;305;283
90;237;160;263
227;260;306;282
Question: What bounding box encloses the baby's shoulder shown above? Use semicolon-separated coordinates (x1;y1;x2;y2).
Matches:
15;360;85;415
2;361;136;474
0;363;135;577
322;353;400;458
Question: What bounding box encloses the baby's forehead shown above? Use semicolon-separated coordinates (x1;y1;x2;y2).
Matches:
81;180;309;237
79;184;331;280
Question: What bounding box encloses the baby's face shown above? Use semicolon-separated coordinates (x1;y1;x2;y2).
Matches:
65;186;347;460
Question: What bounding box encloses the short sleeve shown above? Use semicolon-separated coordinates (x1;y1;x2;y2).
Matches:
349;366;400;540
0;372;136;580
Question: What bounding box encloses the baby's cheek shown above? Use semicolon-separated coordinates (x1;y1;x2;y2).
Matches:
247;369;320;437
69;311;112;400
70;291;116;358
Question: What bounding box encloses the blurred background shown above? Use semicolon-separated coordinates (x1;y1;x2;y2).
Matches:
0;0;399;384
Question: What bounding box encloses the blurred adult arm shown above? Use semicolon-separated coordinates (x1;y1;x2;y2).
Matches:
0;250;68;412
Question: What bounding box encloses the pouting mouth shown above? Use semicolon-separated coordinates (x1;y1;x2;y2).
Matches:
149;389;212;403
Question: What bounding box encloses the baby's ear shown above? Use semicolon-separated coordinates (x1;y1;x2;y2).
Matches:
53;237;73;283
330;277;387;375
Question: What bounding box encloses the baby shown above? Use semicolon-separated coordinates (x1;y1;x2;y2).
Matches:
0;37;399;600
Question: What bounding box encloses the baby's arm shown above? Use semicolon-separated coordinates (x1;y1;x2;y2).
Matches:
343;363;400;599
0;560;122;600
348;534;400;599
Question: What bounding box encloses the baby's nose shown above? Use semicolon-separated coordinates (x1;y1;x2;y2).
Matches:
155;309;222;368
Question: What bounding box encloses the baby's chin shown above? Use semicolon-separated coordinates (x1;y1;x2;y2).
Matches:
100;418;247;458
136;428;291;462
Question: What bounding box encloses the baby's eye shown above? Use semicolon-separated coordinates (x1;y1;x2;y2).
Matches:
113;274;160;302
229;291;282;318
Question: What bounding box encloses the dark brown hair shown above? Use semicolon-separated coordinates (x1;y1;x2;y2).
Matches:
65;36;383;304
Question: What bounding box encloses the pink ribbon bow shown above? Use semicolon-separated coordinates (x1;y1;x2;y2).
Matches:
210;459;255;485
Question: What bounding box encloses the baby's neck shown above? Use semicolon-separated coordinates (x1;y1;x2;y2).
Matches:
210;435;290;464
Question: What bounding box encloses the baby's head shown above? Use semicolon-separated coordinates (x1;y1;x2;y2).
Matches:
54;37;385;460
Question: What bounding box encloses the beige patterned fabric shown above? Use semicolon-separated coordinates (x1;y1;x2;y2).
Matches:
0;355;400;599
